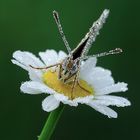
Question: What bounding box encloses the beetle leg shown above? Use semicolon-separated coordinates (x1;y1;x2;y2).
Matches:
29;63;61;70
77;80;90;93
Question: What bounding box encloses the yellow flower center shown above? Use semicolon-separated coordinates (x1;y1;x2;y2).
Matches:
43;70;94;100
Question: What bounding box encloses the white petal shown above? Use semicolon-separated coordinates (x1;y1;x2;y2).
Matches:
54;93;69;102
54;93;78;106
13;50;44;67
96;82;128;95
42;95;60;112
91;75;114;90
11;59;28;71
87;102;118;118
74;96;94;104
88;67;112;78
20;81;54;94
80;57;97;78
81;66;114;91
12;59;43;81
58;51;67;61
94;95;131;107
39;50;58;66
28;69;43;82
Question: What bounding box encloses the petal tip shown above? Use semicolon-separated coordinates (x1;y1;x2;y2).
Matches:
121;82;128;92
42;95;60;112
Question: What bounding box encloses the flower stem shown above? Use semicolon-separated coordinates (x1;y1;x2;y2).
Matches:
38;104;65;140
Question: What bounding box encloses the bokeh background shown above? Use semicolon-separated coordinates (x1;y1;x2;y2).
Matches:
0;0;139;140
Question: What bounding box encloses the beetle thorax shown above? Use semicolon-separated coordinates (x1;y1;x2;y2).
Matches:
60;57;79;82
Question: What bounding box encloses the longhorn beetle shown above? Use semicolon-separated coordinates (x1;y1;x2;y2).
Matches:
30;9;122;99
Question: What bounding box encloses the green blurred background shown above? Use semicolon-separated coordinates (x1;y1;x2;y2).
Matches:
0;0;139;140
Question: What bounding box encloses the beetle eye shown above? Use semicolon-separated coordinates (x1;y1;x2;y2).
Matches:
71;64;77;74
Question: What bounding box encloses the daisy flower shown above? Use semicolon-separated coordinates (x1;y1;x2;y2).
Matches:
11;49;131;118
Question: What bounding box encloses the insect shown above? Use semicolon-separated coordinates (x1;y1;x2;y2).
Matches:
30;9;122;98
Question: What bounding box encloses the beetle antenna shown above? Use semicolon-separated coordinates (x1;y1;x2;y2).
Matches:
53;10;72;55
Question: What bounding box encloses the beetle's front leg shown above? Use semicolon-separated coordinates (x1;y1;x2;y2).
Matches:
30;63;61;70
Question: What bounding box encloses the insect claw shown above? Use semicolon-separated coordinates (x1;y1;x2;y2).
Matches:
29;65;34;68
29;65;42;69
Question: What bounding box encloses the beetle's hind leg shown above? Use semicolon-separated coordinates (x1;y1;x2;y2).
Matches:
71;68;91;98
77;80;91;93
71;74;78;99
